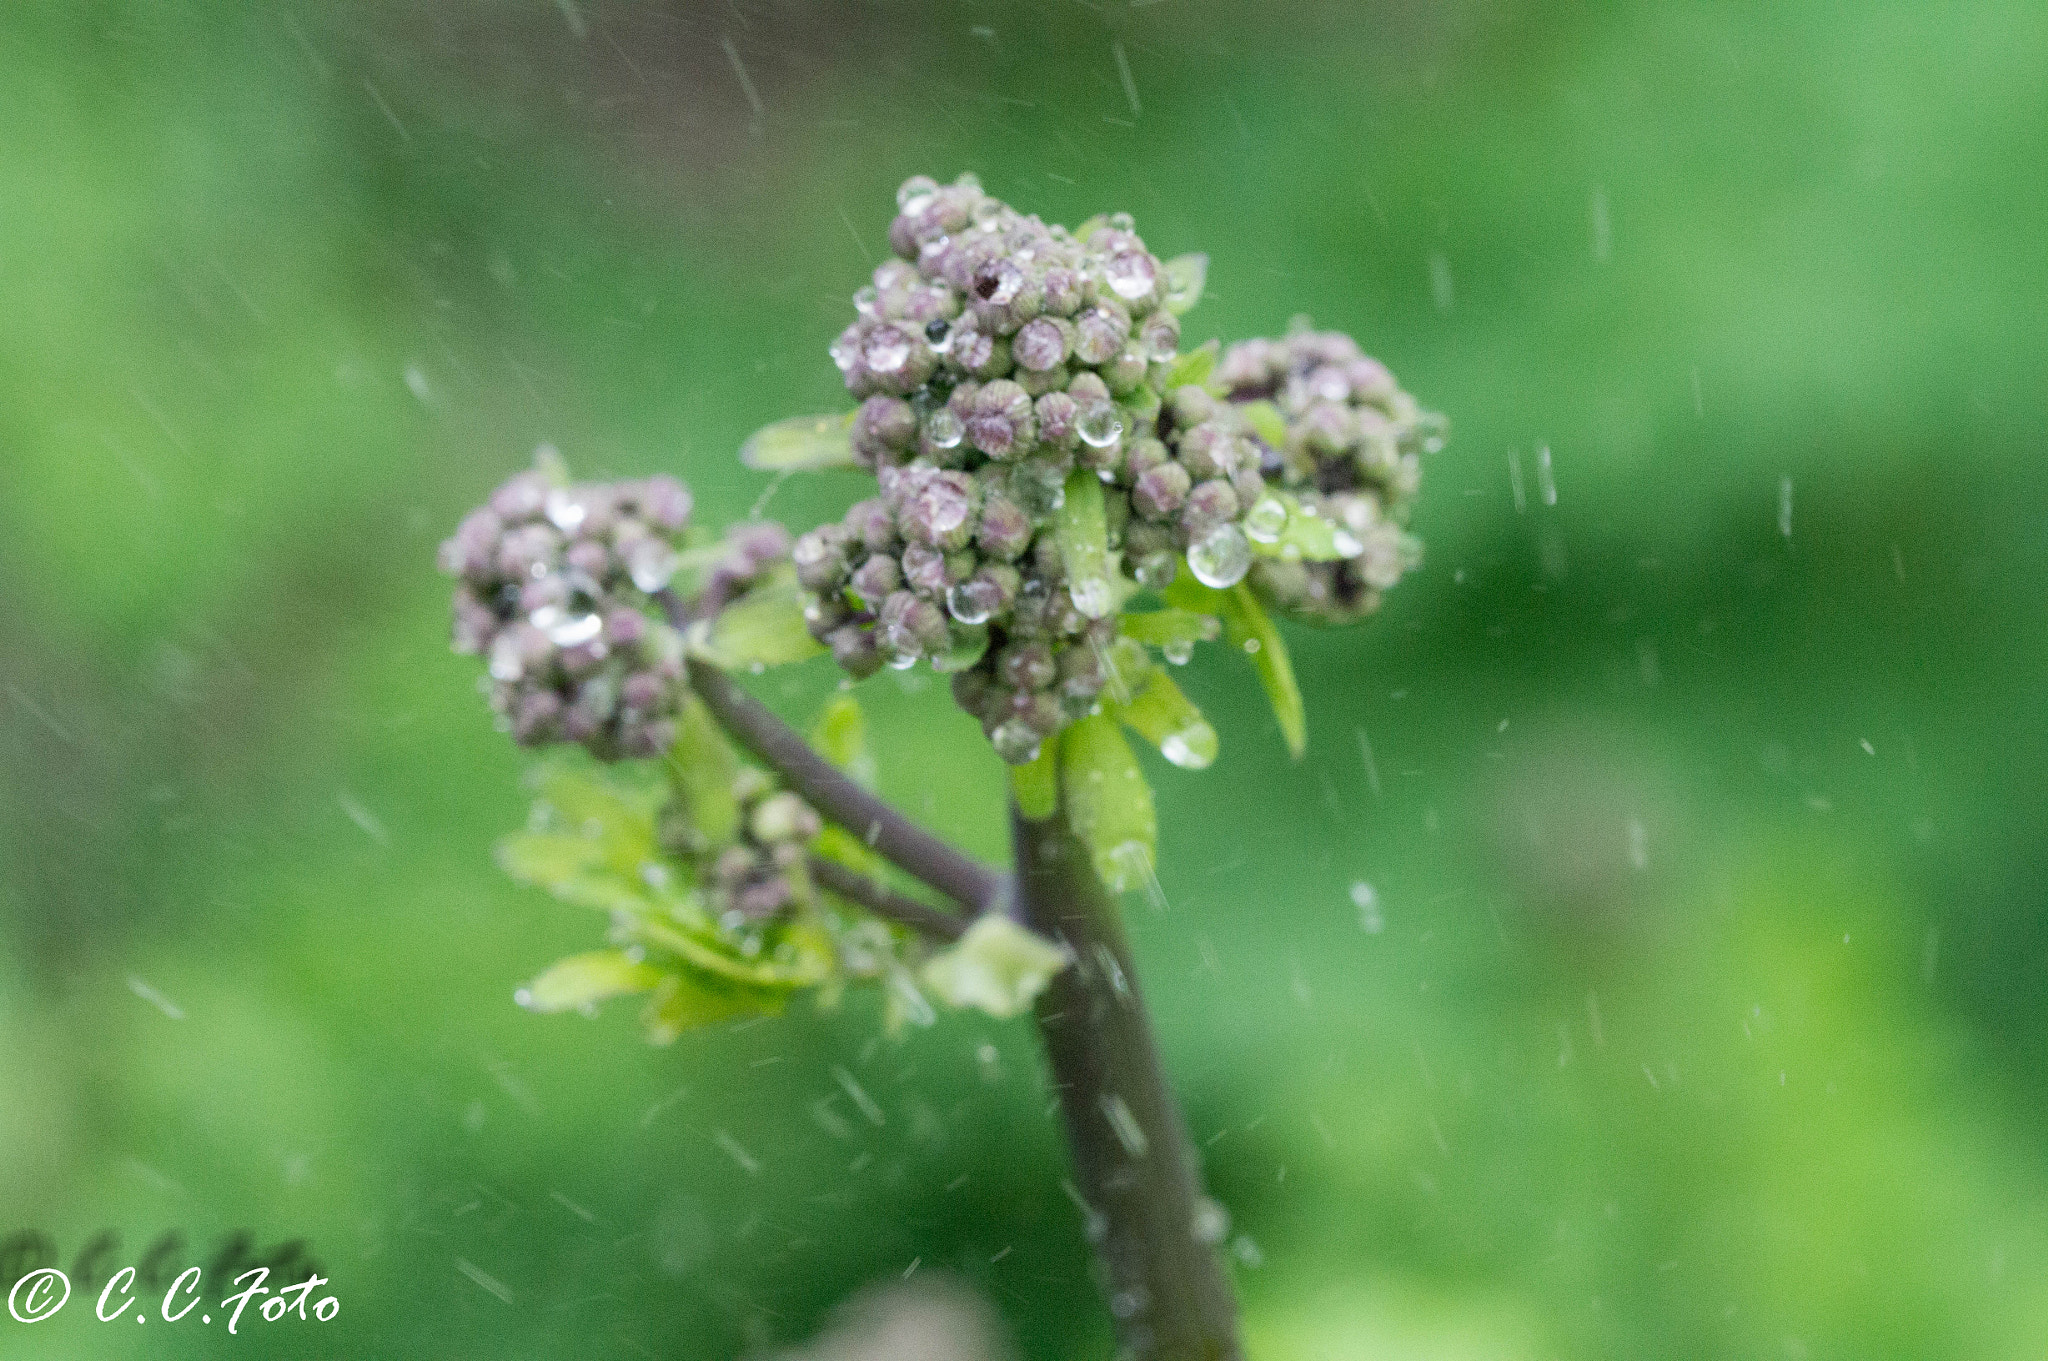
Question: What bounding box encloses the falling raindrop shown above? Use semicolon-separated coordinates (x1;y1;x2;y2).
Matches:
1350;881;1384;933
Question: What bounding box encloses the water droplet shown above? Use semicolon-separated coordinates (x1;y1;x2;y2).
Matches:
925;408;964;449
1108;211;1135;232
1077;404;1124;448
544;489;587;532
863;326;912;375
1350;881;1383;933
1159;721;1217;769
1133;552;1177;589
990;718;1042;764
1069;576;1115;619
514;987;536;1010
1331;527;1364;558
1010;465;1067;519
536;608;604;647
1104;251;1157;302
945;581;993;625
896;176;938;211
1162;637;1194;665
1244;497;1288;544
488;632;525;681
1416;410;1449;455
853;284;880;318
1186;524;1250;588
829;333;858;372
930;623;990;672
627;540;679;592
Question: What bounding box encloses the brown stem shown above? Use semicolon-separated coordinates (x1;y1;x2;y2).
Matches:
807;853;965;942
684;656;1006;916
1012;798;1244;1361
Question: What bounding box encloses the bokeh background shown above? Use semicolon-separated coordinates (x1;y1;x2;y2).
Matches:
5;1;2047;1357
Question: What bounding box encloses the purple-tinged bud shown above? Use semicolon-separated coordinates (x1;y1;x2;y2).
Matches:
1014;690;1066;737
1014;316;1073;372
1137;310;1180;364
898;467;980;549
997;641;1058;692
975;491;1032;561
951;324;1010;379
604;608;647;648
1073;303;1132;367
1298;402;1356;457
619;669;665;711
1180;478;1241;538
512;689;564;745
1041;266;1085;317
793;525;851;591
852;396;918;465
848;552;902;604
489;470;550;521
901;543;950;597
1133;462;1192;519
858;322;936;396
640;475;693;532
1035;391;1080;450
496;522;561;580
451;589;499;654
439;509;503;578
847;498;898;554
967;380;1037;459
1126;436;1170;477
1101;249;1161;312
564;539;611;581
751;791;822;844
828;624;883;679
1177;423;1242;481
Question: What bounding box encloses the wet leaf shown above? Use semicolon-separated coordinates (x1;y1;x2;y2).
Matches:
920;915;1071;1019
691;567;827;669
738;412;858;471
1060;712;1158;894
1115;669;1219;770
1164;578;1307;758
640;971;784;1045
1055;469;1116;619
1162;252;1209;315
1247;492;1350;563
663;696;741;848
1118;607;1221;652
1165;337;1219;390
1239;399;1288;449
521;949;661;1014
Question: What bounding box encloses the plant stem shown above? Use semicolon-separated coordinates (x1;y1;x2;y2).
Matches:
806;853;964;942
685;657;1006;916
1011;798;1244;1361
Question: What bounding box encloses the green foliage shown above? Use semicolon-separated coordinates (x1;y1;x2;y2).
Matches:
1009;744;1060;820
1166;577;1308;758
663;697;742;848
1246;492;1354;564
520;949;661;1013
1161;252;1209;315
689;563;828;669
1059;712;1158;895
1165;338;1220;390
920;916;1071;1019
1113;668;1219;771
738;411;859;471
1054;468;1116;619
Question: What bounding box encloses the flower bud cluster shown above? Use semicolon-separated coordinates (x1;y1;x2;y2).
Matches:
690;768;824;928
439;458;694;758
698;520;794;615
799;175;1269;762
1216;326;1441;623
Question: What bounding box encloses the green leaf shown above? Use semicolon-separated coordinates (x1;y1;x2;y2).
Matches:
810;693;875;786
663;696;741;848
1054;469;1116;619
691;566;828;669
1060;713;1158;894
1115;669;1219;770
1165;338;1219;390
1246;492;1352;563
920;915;1071;1020
520;949;661;1014
1073;213;1110;243
496;832;652;915
1163;577;1308;758
738;412;859;471
1239;399;1289;449
639;970;784;1045
1118;607;1221;652
1162;252;1209;315
1009;743;1058;820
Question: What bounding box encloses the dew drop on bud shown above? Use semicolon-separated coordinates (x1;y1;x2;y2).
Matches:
896;176;939;211
1162;637;1194;665
1076;404;1124;449
925;408;965;449
544;489;587;533
829;333;859;372
990;718;1043;765
945;581;992;625
1104;251;1157;302
1332;527;1364;558
1186;524;1251;588
1069;577;1115;619
1244;497;1288;545
863;326;912;375
853;284;880;318
1133;552;1178;589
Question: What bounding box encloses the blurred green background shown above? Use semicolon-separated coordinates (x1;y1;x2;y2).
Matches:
4;1;2046;1356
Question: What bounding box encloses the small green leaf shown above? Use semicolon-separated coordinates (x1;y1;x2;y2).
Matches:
1162;252;1209;315
1165;338;1219;390
1162;577;1307;758
691;567;828;669
521;949;661;1014
920;915;1072;1020
1247;492;1351;563
639;971;784;1044
1073;213;1110;243
1239;399;1289;449
1060;713;1158;894
664;696;741;848
1116;669;1219;770
496;833;651;914
1055;469;1116;619
810;693;875;786
738;412;859;471
1009;743;1059;820
1118;608;1221;652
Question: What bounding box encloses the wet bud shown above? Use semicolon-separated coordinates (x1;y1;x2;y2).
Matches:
849;552;902;604
750;791;822;844
793;524;852;591
966;380;1036;459
852;395;918;466
898;466;981;549
1133;462;1192;519
1014;316;1073;372
901;543;951;596
1073;303;1132;367
828;623;883;679
846;498;899;553
997;641;1058;692
1181;479;1241;539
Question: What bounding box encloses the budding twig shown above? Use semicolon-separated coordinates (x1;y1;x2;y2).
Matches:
806;855;965;942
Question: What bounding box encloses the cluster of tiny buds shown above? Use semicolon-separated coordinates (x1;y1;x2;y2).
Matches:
439;453;693;760
1218;326;1442;623
698;519;794;616
796;175;1294;762
661;768;824;936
